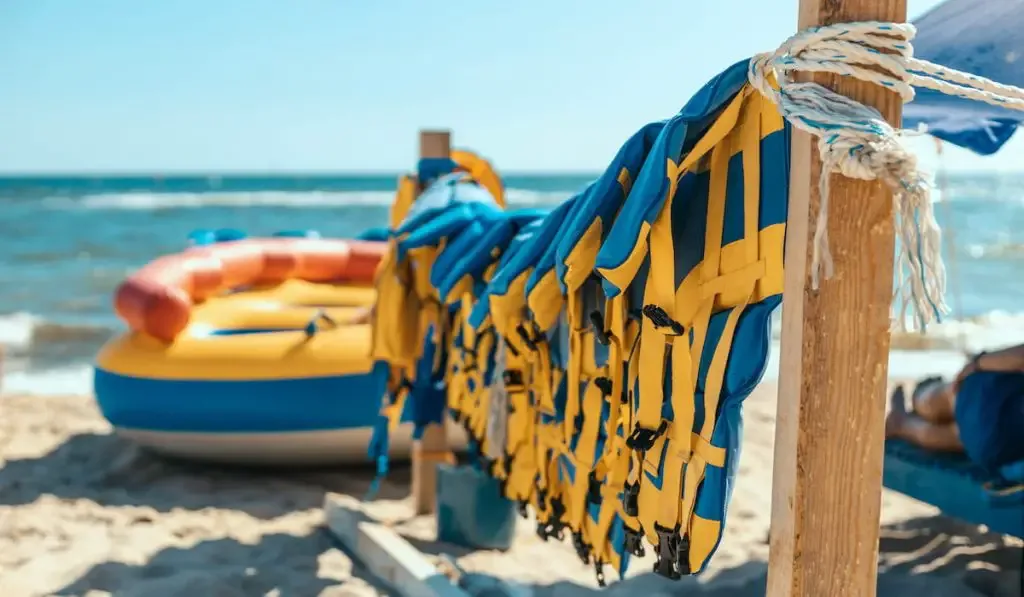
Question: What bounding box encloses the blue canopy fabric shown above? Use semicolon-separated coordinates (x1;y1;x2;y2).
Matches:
905;0;1024;155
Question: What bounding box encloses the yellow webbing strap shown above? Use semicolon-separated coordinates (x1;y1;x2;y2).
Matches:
588;294;629;481
566;361;607;533
502;346;537;501
589;305;638;565
648;90;769;577
370;175;428;403
627;91;751;557
447;300;478;419
389;175;418;228
618;319;645;550
369;243;421;368
631;91;749;440
380;367;411;430
534;421;567;521
564;292;585;447
451;149;505;209
647;136;734;545
465;330;495;441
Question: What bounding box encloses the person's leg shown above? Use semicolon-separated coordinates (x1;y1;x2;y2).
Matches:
886;385;965;453
910;377;957;424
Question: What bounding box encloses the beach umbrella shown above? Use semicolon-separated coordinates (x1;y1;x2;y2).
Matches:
905;0;1024;155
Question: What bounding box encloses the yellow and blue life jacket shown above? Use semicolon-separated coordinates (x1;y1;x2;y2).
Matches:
433;208;548;460
456;217;550;502
484;197;584;545
368;165;507;486
594;59;790;578
544;121;664;584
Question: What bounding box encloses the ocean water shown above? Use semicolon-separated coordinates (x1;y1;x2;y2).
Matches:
0;172;1022;396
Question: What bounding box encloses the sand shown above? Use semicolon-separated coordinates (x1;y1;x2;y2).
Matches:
0;383;1021;597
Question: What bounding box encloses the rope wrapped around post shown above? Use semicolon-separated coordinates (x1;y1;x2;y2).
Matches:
748;21;1024;330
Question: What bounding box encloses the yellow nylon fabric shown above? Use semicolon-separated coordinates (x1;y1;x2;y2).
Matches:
630;89;784;578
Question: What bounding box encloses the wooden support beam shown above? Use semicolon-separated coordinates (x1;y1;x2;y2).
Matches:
418;130;452;173
767;1;907;597
324;494;470;597
412;129;453;515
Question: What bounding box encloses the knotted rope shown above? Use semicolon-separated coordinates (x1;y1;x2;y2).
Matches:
748;21;1024;331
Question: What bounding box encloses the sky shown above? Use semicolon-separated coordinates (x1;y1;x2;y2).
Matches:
0;0;1020;173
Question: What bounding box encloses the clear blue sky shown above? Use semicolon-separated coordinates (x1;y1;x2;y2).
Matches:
0;0;1019;173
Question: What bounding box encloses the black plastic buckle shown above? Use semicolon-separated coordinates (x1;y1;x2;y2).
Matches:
586;470;602;505
550;498;566;523
676;535;692;576
540;499;566;541
651;525;691;580
652;524;681;580
623;525;646;557
593;376;613;398
502;336;521;357
594;560;607;587
502;369;525;391
536;518;565;542
515;323;539;351
641;304;685;336
589;310;611;345
626;421;668;452
572;531;592;564
494;467;510;496
622;482;640;517
501;451;515;477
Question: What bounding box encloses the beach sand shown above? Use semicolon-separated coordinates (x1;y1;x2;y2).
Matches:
1;383;1020;597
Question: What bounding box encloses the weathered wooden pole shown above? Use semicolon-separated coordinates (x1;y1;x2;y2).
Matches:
766;0;907;596
411;129;453;515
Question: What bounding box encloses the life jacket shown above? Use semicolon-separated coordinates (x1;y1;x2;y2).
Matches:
483;197;582;543
593;59;790;578
450;150;505;208
381;173;502;437
460;219;549;503
434;209;549;463
546;122;664;584
368;155;506;482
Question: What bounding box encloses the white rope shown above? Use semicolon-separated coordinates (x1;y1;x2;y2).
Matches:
748;21;1024;331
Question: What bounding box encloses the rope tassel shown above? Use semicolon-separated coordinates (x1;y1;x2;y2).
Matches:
747;21;970;330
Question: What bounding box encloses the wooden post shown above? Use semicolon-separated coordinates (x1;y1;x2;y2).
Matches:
766;1;907;596
412;129;452;515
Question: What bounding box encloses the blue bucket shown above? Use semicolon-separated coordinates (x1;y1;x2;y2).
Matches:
436;464;516;551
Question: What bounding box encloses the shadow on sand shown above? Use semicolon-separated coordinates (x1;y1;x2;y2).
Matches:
415;514;1022;597
45;502;1021;597
0;431;412;519
52;530;386;597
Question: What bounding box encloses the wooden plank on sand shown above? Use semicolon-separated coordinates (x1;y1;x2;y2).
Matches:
323;493;470;597
766;0;908;596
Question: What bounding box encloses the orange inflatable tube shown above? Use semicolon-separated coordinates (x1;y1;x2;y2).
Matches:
114;238;386;343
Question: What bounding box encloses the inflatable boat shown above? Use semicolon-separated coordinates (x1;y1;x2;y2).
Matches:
94;235;422;466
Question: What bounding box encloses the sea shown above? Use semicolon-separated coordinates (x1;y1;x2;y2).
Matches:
1;172;1022;396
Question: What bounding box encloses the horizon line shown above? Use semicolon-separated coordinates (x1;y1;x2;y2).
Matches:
0;169;606;178
0;167;1020;179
